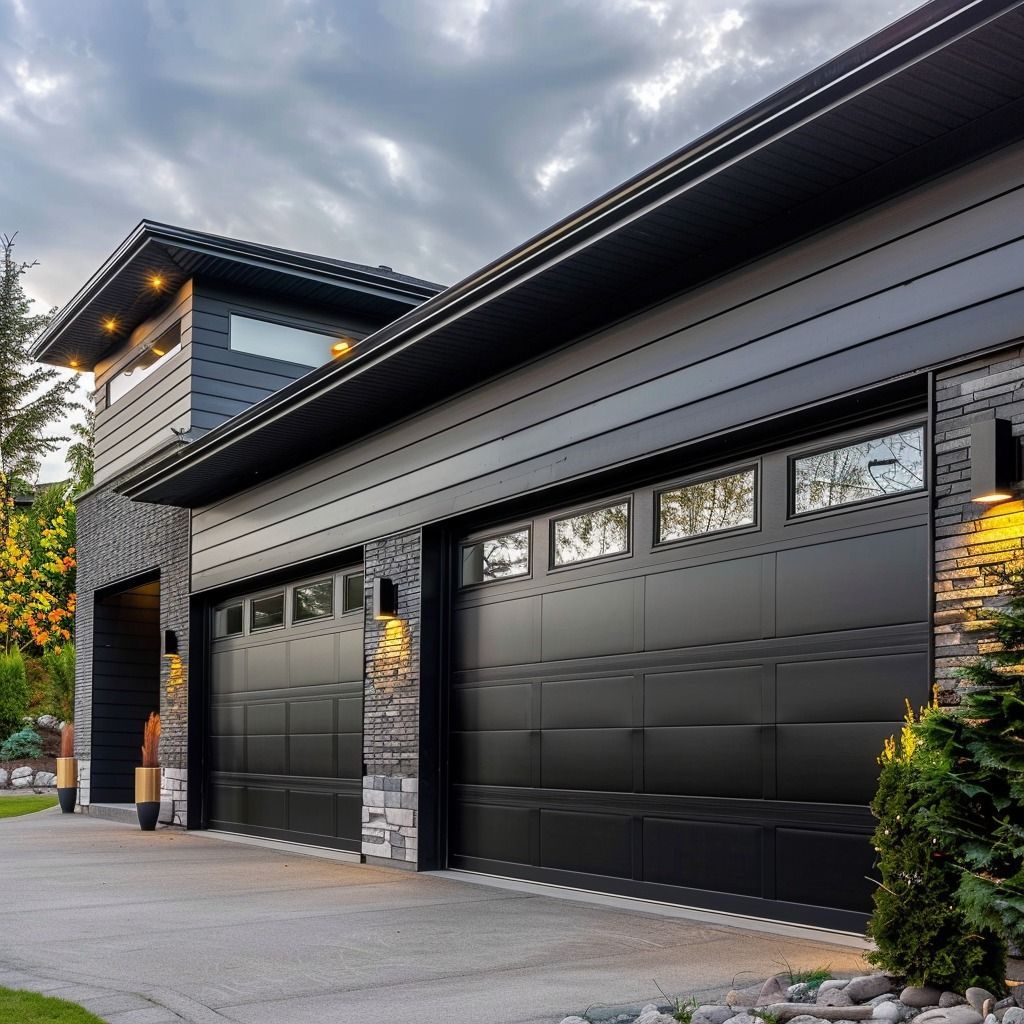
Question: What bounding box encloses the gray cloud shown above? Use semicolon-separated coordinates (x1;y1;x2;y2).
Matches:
0;0;919;478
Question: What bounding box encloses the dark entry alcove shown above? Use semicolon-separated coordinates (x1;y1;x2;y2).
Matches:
91;577;161;803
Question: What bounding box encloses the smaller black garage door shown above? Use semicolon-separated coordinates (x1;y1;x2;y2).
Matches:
208;567;364;851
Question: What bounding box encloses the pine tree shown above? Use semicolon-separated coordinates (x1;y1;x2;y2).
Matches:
916;560;1024;951
866;704;1006;992
0;233;78;526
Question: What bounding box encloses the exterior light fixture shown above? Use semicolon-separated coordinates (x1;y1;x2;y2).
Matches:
372;578;398;621
68;359;79;369
331;338;354;358
149;274;165;290
971;418;1018;504
163;629;178;656
103;318;118;332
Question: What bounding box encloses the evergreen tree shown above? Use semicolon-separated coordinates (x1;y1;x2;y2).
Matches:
65;404;95;493
867;704;1006;992
0;233;77;528
916;560;1024;951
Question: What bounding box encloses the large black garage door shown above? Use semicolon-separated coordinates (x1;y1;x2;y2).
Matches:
449;418;929;930
208;567;364;851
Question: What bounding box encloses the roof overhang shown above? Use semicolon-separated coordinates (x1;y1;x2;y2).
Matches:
31;221;443;370
123;0;1024;507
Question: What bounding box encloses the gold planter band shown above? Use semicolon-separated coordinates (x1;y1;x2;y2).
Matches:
56;757;77;789
135;766;161;804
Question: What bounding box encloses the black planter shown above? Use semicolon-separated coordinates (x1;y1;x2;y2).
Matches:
57;787;77;814
136;801;160;831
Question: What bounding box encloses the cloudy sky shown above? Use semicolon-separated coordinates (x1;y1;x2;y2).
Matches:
2;0;920;481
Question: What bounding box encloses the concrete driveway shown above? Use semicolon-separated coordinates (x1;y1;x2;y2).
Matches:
1;807;869;1024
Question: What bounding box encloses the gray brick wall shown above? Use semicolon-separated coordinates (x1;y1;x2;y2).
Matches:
362;530;421;864
934;345;1024;704
76;484;190;818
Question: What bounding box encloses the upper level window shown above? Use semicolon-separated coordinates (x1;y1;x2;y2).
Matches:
107;334;181;405
657;467;757;543
461;528;530;586
791;426;925;515
229;314;346;367
552;500;630;567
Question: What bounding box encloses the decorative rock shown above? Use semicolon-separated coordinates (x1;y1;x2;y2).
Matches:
696;1006;736;1024
872;1002;902;1021
940;996;968;1009
902;989;944;1009
1015;989;1024;1010
790;1016;828;1024
819;990;856;1008
968;992;996;1016
847;977;895;1003
729;985;768;1007
758;978;790;1006
868;995;896;1007
637;1012;676;1024
983;1002;995;1020
997;999;1015;1011
917;1006;983;1024
11;765;33;788
762;1004;873;1021
1003;1009;1024;1024
35;714;59;732
984;1015;998;1024
728;1013;761;1024
34;772;56;786
0;768;7;787
560;1018;590;1024
820;983;852;994
789;985;812;1002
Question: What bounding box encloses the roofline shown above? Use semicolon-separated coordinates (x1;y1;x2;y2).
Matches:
30;220;443;363
122;0;1024;503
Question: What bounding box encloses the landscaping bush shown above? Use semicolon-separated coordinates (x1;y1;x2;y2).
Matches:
0;649;29;740
866;703;1006;992
43;645;74;723
0;725;43;760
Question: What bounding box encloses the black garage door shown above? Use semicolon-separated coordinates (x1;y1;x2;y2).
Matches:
208;567;365;851
449;418;929;930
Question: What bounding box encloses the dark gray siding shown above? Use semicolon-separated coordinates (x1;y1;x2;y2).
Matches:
189;140;1024;592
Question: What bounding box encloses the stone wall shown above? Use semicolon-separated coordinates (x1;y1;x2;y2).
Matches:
75;484;190;818
361;529;421;865
934;344;1024;704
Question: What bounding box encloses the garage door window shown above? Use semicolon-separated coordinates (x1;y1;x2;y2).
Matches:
250;592;285;631
213;602;243;639
461;528;531;586
343;572;364;613
791;426;925;515
657;467;757;544
293;579;334;622
552;500;630;567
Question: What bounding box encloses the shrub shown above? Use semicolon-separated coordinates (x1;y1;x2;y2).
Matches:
0;649;29;740
866;702;1006;992
0;726;43;760
42;645;74;723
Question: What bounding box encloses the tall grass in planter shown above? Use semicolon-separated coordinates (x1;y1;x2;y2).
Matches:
135;712;161;831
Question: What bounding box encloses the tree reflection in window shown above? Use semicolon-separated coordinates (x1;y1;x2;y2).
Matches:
293;579;334;622
553;501;629;566
462;528;530;586
658;468;756;543
792;427;924;514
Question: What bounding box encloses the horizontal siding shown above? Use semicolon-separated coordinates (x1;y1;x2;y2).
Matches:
189;139;1024;590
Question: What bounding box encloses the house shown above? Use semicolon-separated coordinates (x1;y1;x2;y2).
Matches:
31;0;1024;934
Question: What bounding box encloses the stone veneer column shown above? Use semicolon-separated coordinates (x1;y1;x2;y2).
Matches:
934;346;1024;704
361;530;422;864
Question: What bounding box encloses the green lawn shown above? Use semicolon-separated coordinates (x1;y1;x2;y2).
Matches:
0;988;104;1023
0;795;57;819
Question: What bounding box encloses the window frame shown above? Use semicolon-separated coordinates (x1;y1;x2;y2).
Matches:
653;463;761;548
106;329;182;406
459;524;533;589
787;422;927;520
548;496;633;571
341;571;364;614
248;590;286;633
227;310;343;369
212;600;244;640
291;578;335;625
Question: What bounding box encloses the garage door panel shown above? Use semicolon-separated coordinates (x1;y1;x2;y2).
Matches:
289;734;333;777
643;818;762;896
542;581;636;662
453;731;533;787
644;726;763;798
337;694;362;734
777;723;892;804
212;650;245;693
776;528;927;636
288;790;334;837
337;733;363;779
209;783;244;825
246;702;286;735
541;677;631;729
777;652;928;723
211;736;244;773
289;698;332;734
339;630;363;682
451;802;533;864
245;643;287;690
541;729;633;791
776;828;875;912
288;633;336;685
644;667;763;726
246;788;287;829
211;704;243;735
454;683;533;732
246;735;286;775
455;598;540;670
540;809;632;877
645;557;763;650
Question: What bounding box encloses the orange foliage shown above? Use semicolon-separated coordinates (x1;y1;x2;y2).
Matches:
60;721;74;759
140;712;160;768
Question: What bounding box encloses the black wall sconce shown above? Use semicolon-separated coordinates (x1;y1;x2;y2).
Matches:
163;629;179;656
971;418;1019;504
372;578;398;621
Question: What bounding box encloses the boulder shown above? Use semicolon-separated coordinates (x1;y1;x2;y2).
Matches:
35;714;59;732
34;772;56;787
941;996;968;1009
1003;1009;1024;1024
916;1006;983;1024
696;1006;736;1024
0;768;7;787
872;1003;902;1022
902;988;943;1009
820;983;852;994
1015;989;1024;1010
11;765;33;780
728;1013;761;1024
758;978;789;1006
762;1004;873;1021
819;990;856;1008
968;992;997;1016
560;1018;590;1024
847;977;895;1003
868;996;896;1007
789;985;812;1002
729;985;767;1008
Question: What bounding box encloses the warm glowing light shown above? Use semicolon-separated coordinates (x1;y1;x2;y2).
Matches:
68;359;78;368
972;492;1014;504
103;318;117;332
150;274;164;290
152;347;165;357
331;339;353;358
